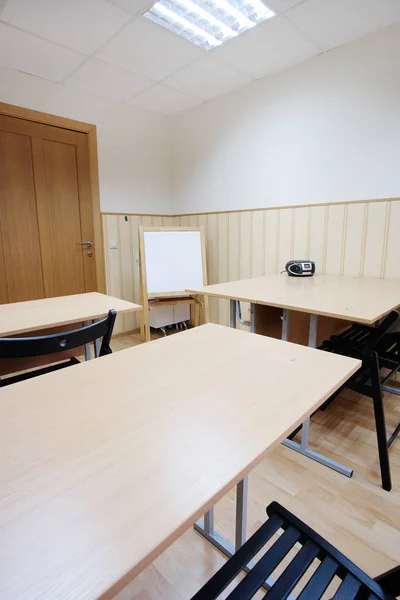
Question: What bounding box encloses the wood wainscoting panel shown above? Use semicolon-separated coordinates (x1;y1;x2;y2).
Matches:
385;201;400;279
102;198;400;335
363;201;390;278
342;202;366;276
324;203;346;275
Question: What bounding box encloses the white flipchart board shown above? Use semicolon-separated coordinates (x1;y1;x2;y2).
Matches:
143;229;205;295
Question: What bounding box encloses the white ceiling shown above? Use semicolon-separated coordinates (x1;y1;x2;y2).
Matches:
0;0;399;116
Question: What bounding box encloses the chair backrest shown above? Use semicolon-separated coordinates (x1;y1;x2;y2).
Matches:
265;502;397;600
0;310;117;359
191;501;398;600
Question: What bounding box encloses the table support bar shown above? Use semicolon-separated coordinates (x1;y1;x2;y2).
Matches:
204;507;214;534
308;313;318;348
235;476;248;551
282;438;353;476
83;321;91;361
281;311;353;478
282;309;290;342
194;520;277;593
383;385;400;396
195;474;292;596
230;299;236;329
93;319;101;358
249;303;256;334
84;319;101;360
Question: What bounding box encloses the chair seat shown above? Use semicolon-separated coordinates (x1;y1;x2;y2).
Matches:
191;502;397;600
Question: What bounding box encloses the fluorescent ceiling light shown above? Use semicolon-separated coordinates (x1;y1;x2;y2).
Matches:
143;0;275;51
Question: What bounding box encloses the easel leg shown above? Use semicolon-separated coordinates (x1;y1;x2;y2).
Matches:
204;296;210;324
194;295;201;327
141;296;150;342
144;311;150;342
140;321;145;342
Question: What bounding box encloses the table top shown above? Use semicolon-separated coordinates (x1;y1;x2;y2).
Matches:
0;323;360;600
0;292;142;337
187;275;400;324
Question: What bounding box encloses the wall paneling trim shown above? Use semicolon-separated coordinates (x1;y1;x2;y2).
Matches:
102;198;400;334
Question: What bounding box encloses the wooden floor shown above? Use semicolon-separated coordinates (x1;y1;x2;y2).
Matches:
110;331;400;600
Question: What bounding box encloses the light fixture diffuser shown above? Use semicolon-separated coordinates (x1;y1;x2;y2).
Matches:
143;0;275;51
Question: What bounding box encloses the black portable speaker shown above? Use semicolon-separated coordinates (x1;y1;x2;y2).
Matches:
285;260;315;277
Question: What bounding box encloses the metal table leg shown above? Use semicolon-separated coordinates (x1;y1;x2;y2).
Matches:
200;301;252;546
249;302;255;334
308;312;318;348
235;477;248;551
194;476;248;552
194;473;278;592
93;319;101;358
282;312;353;477
382;384;400;396
196;304;251;561
282;308;290;341
230;298;236;329
194;299;295;594
83;321;91;361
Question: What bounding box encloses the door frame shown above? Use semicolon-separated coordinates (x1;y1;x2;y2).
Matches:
0;102;106;293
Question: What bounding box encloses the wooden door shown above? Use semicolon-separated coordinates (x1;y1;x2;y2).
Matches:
0;114;97;303
0;128;45;302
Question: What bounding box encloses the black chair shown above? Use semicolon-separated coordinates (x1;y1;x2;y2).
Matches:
0;309;116;387
319;310;400;492
192;501;399;600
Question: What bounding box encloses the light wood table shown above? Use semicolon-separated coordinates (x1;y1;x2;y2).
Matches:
0;292;142;337
0;292;142;365
187;275;400;478
0;324;359;600
187;274;400;324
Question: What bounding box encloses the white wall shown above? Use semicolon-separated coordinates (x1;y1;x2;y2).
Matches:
0;66;172;214
2;22;399;217
172;23;400;214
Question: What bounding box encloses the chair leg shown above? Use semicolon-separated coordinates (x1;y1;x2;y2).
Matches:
372;394;392;491
368;351;392;491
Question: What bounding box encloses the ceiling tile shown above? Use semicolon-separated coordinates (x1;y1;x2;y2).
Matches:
214;15;320;79
164;57;254;101
262;0;306;13
64;58;154;101
0;22;85;82
287;0;400;51
106;0;154;15
0;0;131;55
96;18;204;81
127;84;202;115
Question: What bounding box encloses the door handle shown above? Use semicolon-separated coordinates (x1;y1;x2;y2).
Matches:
80;241;93;248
